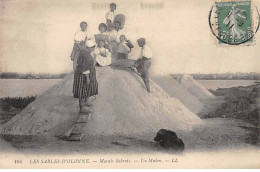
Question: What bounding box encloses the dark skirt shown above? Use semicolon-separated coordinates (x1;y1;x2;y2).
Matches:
73;67;98;99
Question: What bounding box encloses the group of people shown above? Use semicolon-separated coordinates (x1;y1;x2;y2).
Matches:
71;3;153;113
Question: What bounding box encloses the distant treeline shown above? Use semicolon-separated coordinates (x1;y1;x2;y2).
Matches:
0;72;68;79
171;73;260;80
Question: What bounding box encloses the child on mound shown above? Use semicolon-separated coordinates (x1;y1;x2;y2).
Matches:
94;40;112;67
95;23;110;43
117;35;131;60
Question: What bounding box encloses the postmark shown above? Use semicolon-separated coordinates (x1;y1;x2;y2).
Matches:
209;0;260;45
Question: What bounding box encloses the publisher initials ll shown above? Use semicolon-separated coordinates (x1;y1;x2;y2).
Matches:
15;160;22;164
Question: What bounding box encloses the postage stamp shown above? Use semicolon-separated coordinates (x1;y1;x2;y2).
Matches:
209;0;260;46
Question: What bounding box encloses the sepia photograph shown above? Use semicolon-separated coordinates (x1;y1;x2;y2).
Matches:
0;0;260;169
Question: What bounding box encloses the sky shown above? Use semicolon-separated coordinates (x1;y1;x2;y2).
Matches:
0;0;260;74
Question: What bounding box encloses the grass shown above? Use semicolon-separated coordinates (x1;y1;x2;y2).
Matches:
0;96;36;111
204;84;259;126
0;96;36;124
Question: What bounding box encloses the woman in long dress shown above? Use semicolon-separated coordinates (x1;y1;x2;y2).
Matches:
73;40;98;113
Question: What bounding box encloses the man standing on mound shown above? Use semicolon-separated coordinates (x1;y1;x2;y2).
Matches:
134;38;152;93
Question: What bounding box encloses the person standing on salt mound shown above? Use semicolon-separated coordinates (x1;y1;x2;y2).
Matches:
106;3;117;31
70;21;92;70
134;38;152;93
73;40;98;113
107;21;125;60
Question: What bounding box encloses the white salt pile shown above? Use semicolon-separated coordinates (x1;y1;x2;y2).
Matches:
1;67;202;136
178;75;216;100
151;75;203;114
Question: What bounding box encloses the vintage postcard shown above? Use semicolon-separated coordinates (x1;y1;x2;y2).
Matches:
0;0;260;169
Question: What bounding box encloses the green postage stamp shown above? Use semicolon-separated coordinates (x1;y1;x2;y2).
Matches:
209;0;260;45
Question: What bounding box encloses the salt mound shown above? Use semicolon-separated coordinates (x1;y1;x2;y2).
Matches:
151;75;203;114
0;138;17;152
1;67;202;136
179;75;216;100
